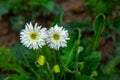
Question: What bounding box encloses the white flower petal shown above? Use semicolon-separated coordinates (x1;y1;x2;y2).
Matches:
47;24;70;50
20;22;47;49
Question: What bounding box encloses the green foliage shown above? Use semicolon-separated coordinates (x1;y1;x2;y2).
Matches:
64;20;92;33
96;34;120;80
44;1;54;11
0;46;15;70
93;14;105;34
0;3;9;19
85;0;119;15
104;36;120;74
61;29;80;67
52;13;64;26
0;13;104;80
85;0;107;14
79;75;95;80
11;42;31;66
10;42;44;79
0;46;30;80
97;55;120;80
0;74;9;80
28;0;55;13
10;15;26;33
1;0;120;78
82;51;101;75
0;46;25;74
28;0;48;8
90;13;105;52
107;18;120;33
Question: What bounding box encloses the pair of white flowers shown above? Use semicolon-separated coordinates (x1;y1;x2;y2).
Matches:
20;22;70;50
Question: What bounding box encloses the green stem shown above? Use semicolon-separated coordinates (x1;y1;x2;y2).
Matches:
58;50;61;63
76;47;79;62
75;28;81;62
46;61;55;80
41;67;51;79
53;50;56;64
91;34;100;52
64;73;66;80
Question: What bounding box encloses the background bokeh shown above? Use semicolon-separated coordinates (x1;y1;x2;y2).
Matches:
0;0;120;79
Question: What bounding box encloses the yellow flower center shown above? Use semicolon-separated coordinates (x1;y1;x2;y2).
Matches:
30;32;38;40
53;34;60;40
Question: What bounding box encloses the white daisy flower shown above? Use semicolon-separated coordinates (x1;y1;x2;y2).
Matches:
20;22;47;49
47;24;70;50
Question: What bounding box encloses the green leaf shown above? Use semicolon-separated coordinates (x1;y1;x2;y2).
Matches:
52;4;64;15
0;5;9;15
75;72;81;80
107;18;120;33
104;56;120;73
10;42;31;66
80;75;95;80
41;46;53;63
90;13;105;52
0;46;25;74
61;29;81;67
8;0;24;13
0;46;15;69
28;0;48;9
44;1;54;11
11;42;43;80
85;0;96;6
10;15;26;33
85;0;107;15
94;1;106;14
9;74;22;80
82;51;101;75
0;3;9;19
64;20;92;33
0;74;9;80
93;13;105;34
9;73;31;80
52;13;64;26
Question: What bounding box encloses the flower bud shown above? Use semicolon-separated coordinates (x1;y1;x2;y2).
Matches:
37;55;45;66
92;71;98;77
53;65;60;73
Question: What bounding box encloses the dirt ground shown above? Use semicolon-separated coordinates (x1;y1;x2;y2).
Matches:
0;0;114;61
0;21;18;47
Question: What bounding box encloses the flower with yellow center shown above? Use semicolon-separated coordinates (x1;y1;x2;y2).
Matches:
37;55;45;66
53;65;60;73
20;22;47;49
47;24;70;50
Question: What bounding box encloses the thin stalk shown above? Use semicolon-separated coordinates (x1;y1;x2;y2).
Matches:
58;50;61;63
53;50;57;64
46;61;55;80
41;67;51;80
75;47;79;62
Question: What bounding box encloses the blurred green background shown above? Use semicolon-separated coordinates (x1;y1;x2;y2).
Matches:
0;0;120;80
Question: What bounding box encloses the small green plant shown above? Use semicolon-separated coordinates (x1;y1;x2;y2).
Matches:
0;13;106;80
0;0;120;79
